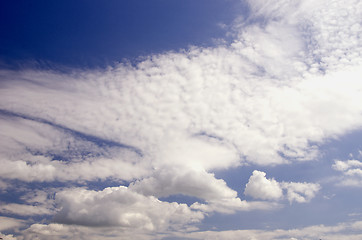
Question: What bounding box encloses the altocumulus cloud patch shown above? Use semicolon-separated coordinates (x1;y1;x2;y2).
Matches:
1;0;362;239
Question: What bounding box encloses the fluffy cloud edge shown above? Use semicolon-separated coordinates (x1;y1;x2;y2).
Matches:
244;170;321;203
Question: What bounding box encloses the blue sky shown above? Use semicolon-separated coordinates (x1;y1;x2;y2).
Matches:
0;0;245;68
1;0;362;240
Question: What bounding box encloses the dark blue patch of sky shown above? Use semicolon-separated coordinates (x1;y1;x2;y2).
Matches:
0;0;248;69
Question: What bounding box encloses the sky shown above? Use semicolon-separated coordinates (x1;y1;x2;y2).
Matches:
0;0;362;239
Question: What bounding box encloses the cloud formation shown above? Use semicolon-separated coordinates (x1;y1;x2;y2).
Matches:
244;170;283;200
13;220;362;240
0;0;362;238
333;156;362;187
179;220;362;240
54;186;203;231
0;216;25;232
244;170;320;203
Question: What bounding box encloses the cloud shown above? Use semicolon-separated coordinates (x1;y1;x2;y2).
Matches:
281;181;321;204
0;203;53;216
2;0;362;176
21;223;159;240
190;198;280;214
245;170;321;203
52;183;277;232
14;220;362;240
0;180;8;190
244;170;283;200
0;216;25;231
333;158;362;187
129;167;237;201
0;0;361;238
0;189;57;217
244;0;362;70
2;0;362;182
130;166;282;214
0;233;17;240
54;186;204;231
333;159;362;173
176;220;362;240
0;116;150;182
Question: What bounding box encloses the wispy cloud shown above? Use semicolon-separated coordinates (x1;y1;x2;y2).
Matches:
177;220;362;240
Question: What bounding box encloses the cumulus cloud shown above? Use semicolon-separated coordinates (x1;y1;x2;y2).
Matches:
333;158;362;187
245;170;321;203
244;170;283;200
129;167;237;200
130;167;282;214
54;186;204;231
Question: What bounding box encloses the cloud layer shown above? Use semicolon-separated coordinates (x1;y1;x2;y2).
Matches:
0;0;362;239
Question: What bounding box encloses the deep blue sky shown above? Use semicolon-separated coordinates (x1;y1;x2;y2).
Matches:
0;0;246;68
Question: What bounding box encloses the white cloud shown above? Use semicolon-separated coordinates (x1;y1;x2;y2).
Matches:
0;189;57;217
2;0;362;174
2;6;362;180
54;186;204;231
129;166;237;201
0;233;17;240
0;203;53;216
52;183;276;231
0;116;150;182
0;0;361;237
333;159;362;173
281;181;321;204
0;153;149;183
244;0;362;72
175;220;362;240
0;216;25;231
245;170;321;203
190;198;280;214
14;220;362;240
244;170;283;200
333;158;362;187
21;223;161;240
130;166;281;214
